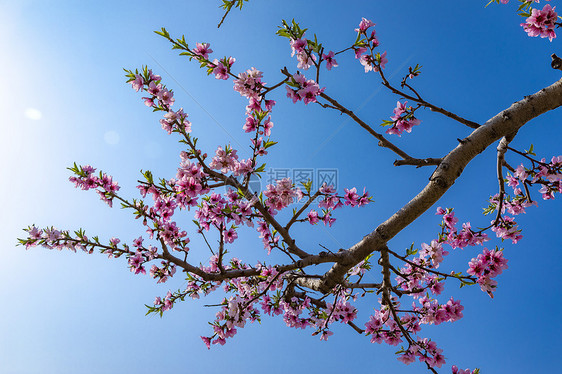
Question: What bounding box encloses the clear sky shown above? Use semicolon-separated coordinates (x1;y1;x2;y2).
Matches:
1;1;561;373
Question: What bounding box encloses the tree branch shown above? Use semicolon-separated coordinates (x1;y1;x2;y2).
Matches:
318;92;414;160
316;78;562;292
378;69;480;129
393;158;443;167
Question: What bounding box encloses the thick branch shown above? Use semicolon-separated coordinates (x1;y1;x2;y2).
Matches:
393;157;443;167
161;249;341;283
314;78;562;292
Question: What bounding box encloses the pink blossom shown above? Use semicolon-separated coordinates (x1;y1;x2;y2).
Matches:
491;216;522;243
298;84;321;104
142;97;154;106
264;99;276;111
521;4;558;41
397;349;417;365
420;240;449;268
290;38;307;57
344;187;360;207
322;51;338;70
233;67;264;99
452;366;477;374
156;88;175;106
223;228;238;244
201;336;211;349
147;81;161;96
285;85;299;103
290;74;325;105
262;117;274;136
212;57;235;80
243;116;257;133
131;74;144;92
209;146;239;173
355;17;375;33
319;330;333;341
192;42;213;60
359;54;375;72
443;211;458;230
307;210;320;224
354;47;367;59
264;178;302;210
29;226;43;240
467;248;509;297
128;252;146;275
296;51;317;70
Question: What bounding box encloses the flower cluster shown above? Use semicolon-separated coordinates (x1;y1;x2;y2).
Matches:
233;67;265;99
420;240;449;269
20;224;181;287
353;18;388;73
396;258;445;297
521;4;558;41
195;192;255;242
68;164;120;207
383;101;421;136
290;37;317;70
414;296;464;326
365;303;449;368
436;208;489;249
488;192;535;216
467;248;509;297
255;220;279;253
365;308;404;346
243;97;275;139
343;187;371;207
279;19;338;73
212;56;236;80
512;155;562;200
198;271;364;347
398;338;447;368
21;226;78;251
490;215;523;243
482;154;562;245
285;72;325;104
451;366;479;374
125;67;191;134
264;178;303;210
306;184;371;227
322;50;338;70
154;291;175;312
192;42;213;60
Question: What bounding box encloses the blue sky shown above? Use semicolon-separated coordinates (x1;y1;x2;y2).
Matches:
1;1;561;373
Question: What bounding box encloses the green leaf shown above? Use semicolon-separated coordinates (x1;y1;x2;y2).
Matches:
301;180;313;193
254;163;266;173
482;203;497;216
406;243;418;257
525;143;536;156
263;140;278;149
154;27;170;39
